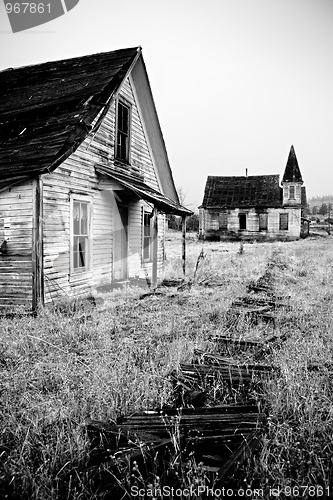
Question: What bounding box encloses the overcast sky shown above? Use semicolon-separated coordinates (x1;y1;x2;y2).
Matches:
1;0;332;210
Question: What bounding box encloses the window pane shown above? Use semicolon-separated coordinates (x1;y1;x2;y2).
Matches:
239;214;246;230
259;213;268;230
279;213;288;230
73;202;80;235
143;236;151;260
143;212;152;260
80;203;88;235
219;212;228;230
116;101;130;161
78;236;86;267
72;202;89;270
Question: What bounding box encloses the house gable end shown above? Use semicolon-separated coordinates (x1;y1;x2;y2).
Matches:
0;47;141;188
130;56;179;204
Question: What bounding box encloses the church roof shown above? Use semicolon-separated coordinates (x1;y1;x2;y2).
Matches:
201;175;282;208
282;145;303;183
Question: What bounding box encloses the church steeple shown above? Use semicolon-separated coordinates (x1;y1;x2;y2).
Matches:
282;145;303;184
282;145;304;207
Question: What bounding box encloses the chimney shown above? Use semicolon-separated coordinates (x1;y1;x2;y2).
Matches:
245;168;248;178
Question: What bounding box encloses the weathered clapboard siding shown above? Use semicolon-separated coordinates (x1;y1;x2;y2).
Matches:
202;207;301;240
42;76;165;301
92;190;113;287
91;78;161;191
1;48;186;309
0;181;34;309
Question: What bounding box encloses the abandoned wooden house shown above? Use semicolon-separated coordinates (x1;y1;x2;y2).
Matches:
199;145;307;241
0;46;192;311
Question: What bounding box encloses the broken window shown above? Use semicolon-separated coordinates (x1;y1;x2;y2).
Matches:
279;213;289;230
72;200;90;271
219;212;228;230
239;213;247;230
116;99;131;162
259;213;268;231
210;212;219;230
143;211;152;261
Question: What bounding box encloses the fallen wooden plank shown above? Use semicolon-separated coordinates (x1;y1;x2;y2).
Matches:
215;430;261;485
194;351;276;372
210;335;265;348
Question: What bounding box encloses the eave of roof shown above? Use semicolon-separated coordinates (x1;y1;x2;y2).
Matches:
95;166;193;216
0;47;141;186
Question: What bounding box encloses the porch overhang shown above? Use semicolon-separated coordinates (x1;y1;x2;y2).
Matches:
95;166;193;216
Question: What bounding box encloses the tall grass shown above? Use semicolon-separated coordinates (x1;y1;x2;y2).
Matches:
1;234;333;498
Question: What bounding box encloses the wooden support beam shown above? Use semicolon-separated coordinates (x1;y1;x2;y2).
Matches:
32;175;44;311
182;216;186;276
152;207;158;288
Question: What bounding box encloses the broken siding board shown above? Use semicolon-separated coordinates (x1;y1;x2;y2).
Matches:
41;75;170;300
92;78;161;190
93;190;113;286
0;180;34;309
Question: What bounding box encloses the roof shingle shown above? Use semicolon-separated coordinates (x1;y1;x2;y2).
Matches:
201;175;282;208
0;47;140;187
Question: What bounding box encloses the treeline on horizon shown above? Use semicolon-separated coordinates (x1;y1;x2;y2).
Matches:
308;195;333;206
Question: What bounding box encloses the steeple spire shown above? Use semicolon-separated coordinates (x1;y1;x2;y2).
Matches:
282;145;303;183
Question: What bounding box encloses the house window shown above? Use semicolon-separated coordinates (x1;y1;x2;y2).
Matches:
279;213;289;230
210;212;219;230
71;199;91;272
143;211;152;261
259;213;268;231
115;99;131;162
239;213;247;230
219;212;228;230
289;186;295;199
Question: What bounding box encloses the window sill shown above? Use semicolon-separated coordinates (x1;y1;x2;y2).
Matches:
69;270;93;283
114;158;131;167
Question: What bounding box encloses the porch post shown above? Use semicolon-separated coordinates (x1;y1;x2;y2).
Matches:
32;176;44;311
181;215;186;276
152;207;158;288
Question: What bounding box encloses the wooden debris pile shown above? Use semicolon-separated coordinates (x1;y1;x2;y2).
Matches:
226;258;291;325
86;403;265;495
84;255;298;495
84;339;270;498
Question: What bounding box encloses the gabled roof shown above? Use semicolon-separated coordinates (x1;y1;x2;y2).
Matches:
282;145;303;183
0;47;180;206
201;175;282;209
0;47;140;189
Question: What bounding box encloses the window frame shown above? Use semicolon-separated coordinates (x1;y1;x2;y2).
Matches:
219;211;228;230
142;209;153;263
279;212;289;231
239;213;247;230
259;212;268;231
289;185;296;200
70;195;93;275
115;97;131;164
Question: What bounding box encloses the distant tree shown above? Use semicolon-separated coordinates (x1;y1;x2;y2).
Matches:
167;215;180;230
304;204;311;216
328;203;333;213
167;187;198;232
186;214;199;232
319;203;328;216
312;206;318;215
177;187;187;206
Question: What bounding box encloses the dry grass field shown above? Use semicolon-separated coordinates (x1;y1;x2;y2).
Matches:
1;231;333;498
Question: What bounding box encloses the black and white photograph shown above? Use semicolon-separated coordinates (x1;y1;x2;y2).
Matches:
0;0;333;498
